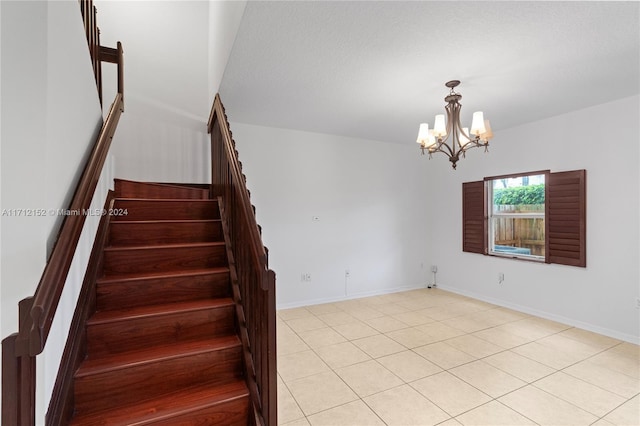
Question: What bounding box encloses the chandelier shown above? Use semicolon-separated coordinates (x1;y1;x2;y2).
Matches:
417;80;493;169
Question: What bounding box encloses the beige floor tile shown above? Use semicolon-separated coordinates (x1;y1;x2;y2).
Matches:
377;350;442;382
536;333;603;360
564;359;640;399
332;321;379;340
414;341;476;369
287;371;358;415
472;327;532;349
513;341;583;369
534;372;627;417
445;334;504;358
307;400;385;425
590;419;615;426
336;359;404;397
498;385;598;425
441;315;493;333
415;321;466;341
316;311;359;327
364;315;410;333
375;302;411;315
306;303;342;315
286;316;328;333
461;311;502;327
349;306;385;320
455;400;536;425
387;327;441;348
396;298;439;311
474;307;527;325
314;341;371;369
279;307;313;320
411;371;491;417
364;384;450;426
278;378;306;424
352;334;406;358
501;318;566;340
392;309;436;326
438;419;463;426
557;327;621;350
282;418;311;426
602;394;640;425
279;350;330;382
483;350;555;383
278;328;311;355
298;327;347;349
450;360;526;398
610;342;640;359
589;347;640;380
421;305;467;321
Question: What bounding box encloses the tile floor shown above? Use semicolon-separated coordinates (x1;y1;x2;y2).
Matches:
276;288;640;425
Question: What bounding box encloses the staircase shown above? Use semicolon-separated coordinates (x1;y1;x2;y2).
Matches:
69;179;250;425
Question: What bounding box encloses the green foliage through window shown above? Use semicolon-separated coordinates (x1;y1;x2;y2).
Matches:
493;184;545;205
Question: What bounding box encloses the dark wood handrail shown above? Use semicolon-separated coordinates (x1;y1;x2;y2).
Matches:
16;92;124;357
208;94;277;426
208;96;269;288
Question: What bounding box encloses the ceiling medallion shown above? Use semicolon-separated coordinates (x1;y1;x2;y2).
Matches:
417;80;493;169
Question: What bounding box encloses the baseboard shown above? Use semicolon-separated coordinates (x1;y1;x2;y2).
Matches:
276;282;429;311
436;284;640;345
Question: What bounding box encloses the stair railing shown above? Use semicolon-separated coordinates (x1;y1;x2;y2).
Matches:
1;2;124;424
208;94;277;426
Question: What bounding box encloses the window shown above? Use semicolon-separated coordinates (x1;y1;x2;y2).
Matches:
463;169;586;267
488;172;546;261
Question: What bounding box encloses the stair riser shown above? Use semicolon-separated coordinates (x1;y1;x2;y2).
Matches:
97;272;230;310
103;245;227;275
151;397;249;426
109;221;223;246
87;305;236;356
74;346;243;416
111;199;220;221
115;180;208;199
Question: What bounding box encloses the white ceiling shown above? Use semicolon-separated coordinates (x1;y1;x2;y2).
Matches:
220;1;639;146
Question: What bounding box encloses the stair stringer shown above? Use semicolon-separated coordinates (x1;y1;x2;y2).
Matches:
46;192;116;425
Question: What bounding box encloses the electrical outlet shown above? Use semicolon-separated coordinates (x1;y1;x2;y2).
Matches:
345;269;350;278
431;265;438;273
305;273;311;282
312;216;320;222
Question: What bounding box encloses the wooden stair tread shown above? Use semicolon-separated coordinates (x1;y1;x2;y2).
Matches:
69;380;249;425
76;335;241;377
114;197;218;202
104;241;226;252
96;267;230;284
110;219;221;224
88;298;234;324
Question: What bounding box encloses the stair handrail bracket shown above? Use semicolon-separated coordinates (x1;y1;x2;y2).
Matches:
208;93;277;426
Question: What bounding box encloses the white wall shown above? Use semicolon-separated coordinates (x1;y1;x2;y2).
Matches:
428;95;640;343
0;0;105;421
230;123;431;308
96;0;246;184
